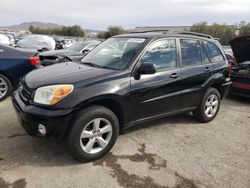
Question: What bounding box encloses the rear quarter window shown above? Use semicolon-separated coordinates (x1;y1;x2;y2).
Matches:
205;41;224;63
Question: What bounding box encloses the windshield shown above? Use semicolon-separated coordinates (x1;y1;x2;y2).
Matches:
81;37;147;70
67;42;89;51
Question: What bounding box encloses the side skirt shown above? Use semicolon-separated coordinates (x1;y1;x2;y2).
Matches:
123;107;197;130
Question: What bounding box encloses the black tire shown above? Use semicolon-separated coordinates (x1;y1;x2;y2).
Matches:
68;106;119;162
59;57;71;63
0;74;12;102
193;87;221;123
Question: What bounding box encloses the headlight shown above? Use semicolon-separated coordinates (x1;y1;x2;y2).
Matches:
34;85;74;105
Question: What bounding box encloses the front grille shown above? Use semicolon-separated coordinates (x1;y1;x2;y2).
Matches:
39;55;57;61
19;80;33;102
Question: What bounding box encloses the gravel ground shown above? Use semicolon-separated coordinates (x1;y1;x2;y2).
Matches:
0;96;249;188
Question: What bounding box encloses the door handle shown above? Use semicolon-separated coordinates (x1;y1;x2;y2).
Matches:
170;73;179;79
204;67;211;72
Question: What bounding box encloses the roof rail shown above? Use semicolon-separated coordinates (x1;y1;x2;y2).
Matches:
129;29;170;34
129;30;213;39
173;31;213;39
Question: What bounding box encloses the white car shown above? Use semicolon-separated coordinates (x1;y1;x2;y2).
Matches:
0;34;10;45
17;35;56;51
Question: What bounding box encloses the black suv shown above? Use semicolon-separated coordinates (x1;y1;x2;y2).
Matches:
12;31;231;162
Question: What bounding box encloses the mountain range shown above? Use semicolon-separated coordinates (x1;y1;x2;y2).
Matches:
0;22;102;33
0;22;64;31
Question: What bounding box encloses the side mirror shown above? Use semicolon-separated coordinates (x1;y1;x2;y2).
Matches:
82;49;90;54
138;63;156;75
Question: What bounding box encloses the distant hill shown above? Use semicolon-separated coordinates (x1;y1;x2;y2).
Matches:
0;22;64;31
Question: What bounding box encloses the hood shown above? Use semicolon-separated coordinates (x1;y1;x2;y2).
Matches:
39;49;80;57
25;62;115;89
229;36;250;64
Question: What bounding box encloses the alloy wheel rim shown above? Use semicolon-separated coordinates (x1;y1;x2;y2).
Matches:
0;78;8;99
204;94;219;118
80;118;113;154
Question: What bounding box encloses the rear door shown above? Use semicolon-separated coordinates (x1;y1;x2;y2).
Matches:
179;38;215;109
129;38;182;122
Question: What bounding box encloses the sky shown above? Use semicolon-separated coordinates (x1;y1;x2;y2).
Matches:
1;0;250;30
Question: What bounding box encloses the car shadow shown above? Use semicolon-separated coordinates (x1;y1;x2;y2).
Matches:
226;94;250;105
0;112;199;168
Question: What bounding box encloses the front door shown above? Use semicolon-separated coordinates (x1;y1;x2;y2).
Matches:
129;38;182;123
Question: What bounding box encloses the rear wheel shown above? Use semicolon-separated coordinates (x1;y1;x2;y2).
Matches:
193;88;221;123
68;106;119;162
0;74;12;102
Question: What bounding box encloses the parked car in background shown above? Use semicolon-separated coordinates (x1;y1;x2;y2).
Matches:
54;37;75;50
39;41;101;66
12;31;231;162
17;35;56;52
230;36;250;97
62;39;75;49
0;44;40;101
223;46;237;68
0;34;10;45
6;35;16;46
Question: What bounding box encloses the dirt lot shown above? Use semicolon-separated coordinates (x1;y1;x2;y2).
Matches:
0;96;249;188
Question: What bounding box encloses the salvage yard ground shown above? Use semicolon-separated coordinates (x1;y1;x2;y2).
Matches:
0;96;249;188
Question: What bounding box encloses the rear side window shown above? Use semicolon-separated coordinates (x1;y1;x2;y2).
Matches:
205;41;224;63
180;39;201;66
141;39;177;70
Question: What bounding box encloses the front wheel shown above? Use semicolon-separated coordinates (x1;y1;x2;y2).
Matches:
68;106;119;162
193;88;221;123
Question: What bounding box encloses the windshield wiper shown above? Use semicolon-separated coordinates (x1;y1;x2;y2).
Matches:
81;62;103;68
81;62;119;70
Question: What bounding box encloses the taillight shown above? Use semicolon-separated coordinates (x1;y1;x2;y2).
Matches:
29;57;40;65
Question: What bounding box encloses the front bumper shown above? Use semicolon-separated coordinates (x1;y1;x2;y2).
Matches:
231;82;250;97
11;90;75;139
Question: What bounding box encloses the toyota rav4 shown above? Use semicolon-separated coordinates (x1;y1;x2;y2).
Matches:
12;31;231;162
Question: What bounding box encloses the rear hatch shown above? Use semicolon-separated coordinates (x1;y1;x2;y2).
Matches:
230;36;250;92
230;36;250;78
229;36;250;64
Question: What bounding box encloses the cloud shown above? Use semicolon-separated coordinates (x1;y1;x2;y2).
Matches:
0;0;249;29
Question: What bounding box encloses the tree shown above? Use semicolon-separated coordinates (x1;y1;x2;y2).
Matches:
29;25;85;37
98;26;126;39
238;22;250;36
190;22;236;45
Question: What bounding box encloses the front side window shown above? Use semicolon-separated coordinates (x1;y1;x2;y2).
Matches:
180;39;201;66
205;41;224;63
67;42;89;51
81;37;147;70
141;39;177;70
